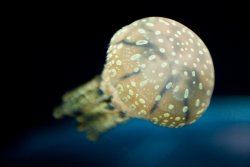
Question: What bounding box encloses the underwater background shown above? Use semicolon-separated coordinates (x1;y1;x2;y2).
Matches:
3;1;250;167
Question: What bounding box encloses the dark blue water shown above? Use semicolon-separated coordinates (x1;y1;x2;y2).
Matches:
3;96;250;167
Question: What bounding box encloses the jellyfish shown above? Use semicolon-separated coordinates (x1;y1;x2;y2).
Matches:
53;17;215;141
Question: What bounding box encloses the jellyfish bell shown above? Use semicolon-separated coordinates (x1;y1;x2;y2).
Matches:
54;17;215;140
101;17;214;127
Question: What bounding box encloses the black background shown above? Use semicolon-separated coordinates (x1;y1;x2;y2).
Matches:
6;1;250;156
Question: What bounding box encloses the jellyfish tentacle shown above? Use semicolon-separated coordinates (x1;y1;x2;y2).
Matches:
53;76;128;141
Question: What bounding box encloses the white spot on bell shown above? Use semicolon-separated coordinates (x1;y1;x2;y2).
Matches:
166;82;173;89
174;85;179;92
154;85;160;90
146;22;154;27
199;83;203;90
184;71;188;76
199;50;204;55
164;113;170;117
168;104;174;110
133;67;140;72
160;48;165;53
175;117;181;121
149;55;156;61
195;99;200;107
159;19;170;26
129;89;134;96
131;81;136;87
206;90;211;96
140;80;148;87
155;31;161;35
136;40;148;45
182;106;188;113
158;38;164;43
184;89;189;99
155;95;161;101
192;71;196;77
138;28;146;33
116;60;122;65
158;73;164;77
139;98;146;104
130;54;141;60
161;62;167;68
172;69;177;75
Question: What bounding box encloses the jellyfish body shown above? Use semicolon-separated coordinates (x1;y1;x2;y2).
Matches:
54;17;215;140
101;17;215;127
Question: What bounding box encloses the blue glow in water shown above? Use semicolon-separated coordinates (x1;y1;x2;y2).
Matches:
3;96;250;167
